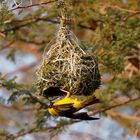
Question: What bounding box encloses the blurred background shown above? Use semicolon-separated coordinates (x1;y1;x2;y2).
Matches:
0;0;140;140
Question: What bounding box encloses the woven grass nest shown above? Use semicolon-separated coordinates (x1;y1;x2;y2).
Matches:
36;20;100;96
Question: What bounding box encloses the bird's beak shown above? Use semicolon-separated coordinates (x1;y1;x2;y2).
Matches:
48;101;53;107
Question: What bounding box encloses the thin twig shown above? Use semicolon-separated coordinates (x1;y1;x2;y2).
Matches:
0;40;15;51
27;91;48;107
107;110;140;123
10;0;57;11
107;5;140;13
123;11;140;21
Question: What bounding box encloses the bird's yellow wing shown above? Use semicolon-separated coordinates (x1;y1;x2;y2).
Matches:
48;103;76;115
52;103;75;112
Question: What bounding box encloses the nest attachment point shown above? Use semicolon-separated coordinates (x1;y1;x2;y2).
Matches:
36;21;100;96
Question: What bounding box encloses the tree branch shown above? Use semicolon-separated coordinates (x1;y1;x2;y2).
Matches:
0;18;58;33
3;119;80;140
90;96;140;116
0;17;96;34
4;126;60;140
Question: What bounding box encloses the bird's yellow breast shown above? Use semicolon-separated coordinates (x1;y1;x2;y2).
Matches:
48;107;59;115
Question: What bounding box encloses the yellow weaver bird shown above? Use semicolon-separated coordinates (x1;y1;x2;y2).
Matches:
48;89;100;120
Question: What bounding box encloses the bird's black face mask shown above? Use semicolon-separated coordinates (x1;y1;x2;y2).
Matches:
43;86;65;101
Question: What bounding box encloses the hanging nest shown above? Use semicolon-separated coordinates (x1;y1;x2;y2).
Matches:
36;20;100;96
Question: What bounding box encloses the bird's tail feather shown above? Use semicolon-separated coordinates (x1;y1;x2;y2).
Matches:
65;112;99;120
